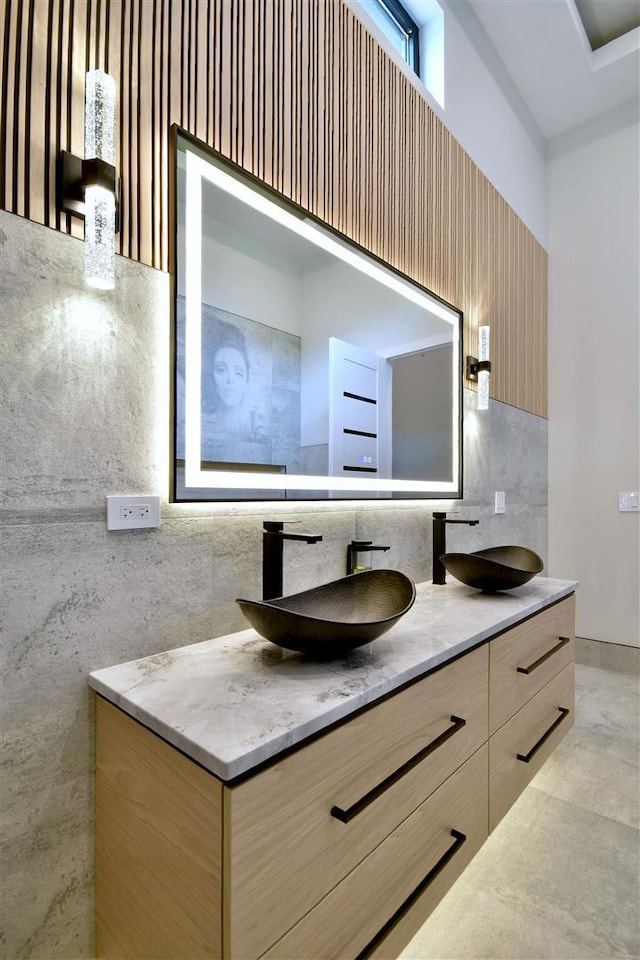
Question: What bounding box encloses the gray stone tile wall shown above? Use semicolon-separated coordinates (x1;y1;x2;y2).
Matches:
0;210;548;958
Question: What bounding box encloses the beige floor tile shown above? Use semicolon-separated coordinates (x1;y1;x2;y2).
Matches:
399;665;640;960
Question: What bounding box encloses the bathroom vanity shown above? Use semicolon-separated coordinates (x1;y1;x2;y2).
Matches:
90;578;576;960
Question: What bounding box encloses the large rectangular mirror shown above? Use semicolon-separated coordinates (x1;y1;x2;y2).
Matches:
171;129;463;501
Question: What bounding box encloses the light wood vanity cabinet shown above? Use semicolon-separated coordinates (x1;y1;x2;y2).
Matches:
489;594;575;735
95;593;576;960
228;645;488;959
488;595;575;831
262;745;489;960
96;697;224;959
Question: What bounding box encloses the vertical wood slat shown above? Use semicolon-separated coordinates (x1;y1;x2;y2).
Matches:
44;0;59;226
68;0;87;240
137;0;152;265
119;0;130;258
4;0;19;213
14;0;29;218
241;0;252;175
0;0;547;418
150;0;159;270
0;0;8;210
28;0;47;225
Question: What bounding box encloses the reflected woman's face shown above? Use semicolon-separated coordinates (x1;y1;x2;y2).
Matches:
213;345;248;407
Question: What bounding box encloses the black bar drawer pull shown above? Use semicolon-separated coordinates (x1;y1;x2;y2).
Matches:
517;707;570;763
331;715;466;823
517;636;571;675
355;829;467;960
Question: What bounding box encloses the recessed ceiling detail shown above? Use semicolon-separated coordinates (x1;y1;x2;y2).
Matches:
467;0;640;138
574;0;640;50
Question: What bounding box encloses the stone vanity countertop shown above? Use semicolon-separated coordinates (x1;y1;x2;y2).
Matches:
89;576;577;782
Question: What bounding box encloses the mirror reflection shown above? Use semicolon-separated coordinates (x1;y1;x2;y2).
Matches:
172;130;463;501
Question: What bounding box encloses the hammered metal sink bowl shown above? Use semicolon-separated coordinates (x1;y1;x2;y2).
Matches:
441;546;544;592
236;569;416;656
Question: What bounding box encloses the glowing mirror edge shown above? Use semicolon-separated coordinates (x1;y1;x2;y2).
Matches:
183;147;460;494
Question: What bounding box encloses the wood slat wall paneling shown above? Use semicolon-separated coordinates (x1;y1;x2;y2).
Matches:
1;0;548;417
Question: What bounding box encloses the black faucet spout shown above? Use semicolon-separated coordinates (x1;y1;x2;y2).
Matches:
262;521;323;600
278;533;323;544
432;512;479;585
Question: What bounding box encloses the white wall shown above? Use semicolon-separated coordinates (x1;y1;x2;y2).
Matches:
348;0;548;246
198;225;304;336
548;100;640;647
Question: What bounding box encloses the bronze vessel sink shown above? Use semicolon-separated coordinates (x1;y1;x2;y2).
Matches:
236;569;416;656
440;545;543;592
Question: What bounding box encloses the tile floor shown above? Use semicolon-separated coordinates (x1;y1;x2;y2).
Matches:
399;660;640;960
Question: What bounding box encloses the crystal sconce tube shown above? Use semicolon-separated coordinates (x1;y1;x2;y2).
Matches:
466;325;491;410
84;70;116;289
58;70;118;290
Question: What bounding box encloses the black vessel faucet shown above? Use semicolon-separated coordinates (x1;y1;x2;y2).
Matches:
262;521;323;600
346;540;390;575
432;512;479;585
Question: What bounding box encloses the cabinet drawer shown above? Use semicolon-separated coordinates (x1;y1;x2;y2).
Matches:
489;595;575;735
262;745;489;960
225;645;489;959
489;661;574;831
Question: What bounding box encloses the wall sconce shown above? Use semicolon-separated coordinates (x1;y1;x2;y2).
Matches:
58;70;118;289
466;325;491;409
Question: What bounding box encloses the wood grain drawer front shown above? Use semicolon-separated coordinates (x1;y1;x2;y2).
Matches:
489;662;574;832
489;595;575;735
261;745;489;960
225;645;489;960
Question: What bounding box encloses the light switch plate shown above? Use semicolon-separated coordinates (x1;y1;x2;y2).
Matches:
619;491;639;512
494;491;506;514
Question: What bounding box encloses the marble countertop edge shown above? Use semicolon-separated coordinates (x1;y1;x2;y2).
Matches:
89;576;578;781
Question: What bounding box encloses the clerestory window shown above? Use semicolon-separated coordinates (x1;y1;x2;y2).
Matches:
362;0;421;76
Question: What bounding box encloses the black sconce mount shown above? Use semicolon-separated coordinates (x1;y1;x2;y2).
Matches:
57;150;120;231
466;356;492;382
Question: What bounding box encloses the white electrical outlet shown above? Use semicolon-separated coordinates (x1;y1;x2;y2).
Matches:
619;491;639;512
107;495;161;530
494;491;506;514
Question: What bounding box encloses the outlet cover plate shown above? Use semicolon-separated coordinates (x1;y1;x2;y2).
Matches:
107;495;161;530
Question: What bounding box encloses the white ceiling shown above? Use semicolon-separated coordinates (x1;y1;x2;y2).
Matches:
466;0;640;139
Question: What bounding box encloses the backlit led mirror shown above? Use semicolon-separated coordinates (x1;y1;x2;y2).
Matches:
171;129;463;501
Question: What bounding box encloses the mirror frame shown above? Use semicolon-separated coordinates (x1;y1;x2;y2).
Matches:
170;126;464;502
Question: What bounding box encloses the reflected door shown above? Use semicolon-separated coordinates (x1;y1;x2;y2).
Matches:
328;338;391;492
